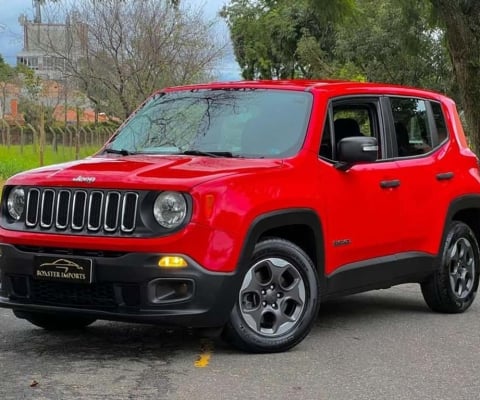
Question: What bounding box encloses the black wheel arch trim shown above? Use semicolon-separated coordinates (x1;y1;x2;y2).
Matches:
441;194;480;254
236;208;326;291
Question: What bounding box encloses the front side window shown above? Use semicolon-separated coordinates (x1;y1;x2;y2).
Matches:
320;99;381;161
106;89;313;158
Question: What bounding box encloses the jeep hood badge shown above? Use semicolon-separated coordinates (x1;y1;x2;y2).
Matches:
72;176;96;183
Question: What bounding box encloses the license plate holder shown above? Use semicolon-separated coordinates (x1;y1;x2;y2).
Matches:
33;256;93;284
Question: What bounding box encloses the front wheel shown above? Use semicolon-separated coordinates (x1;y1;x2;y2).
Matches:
13;310;97;330
223;238;320;353
421;221;480;313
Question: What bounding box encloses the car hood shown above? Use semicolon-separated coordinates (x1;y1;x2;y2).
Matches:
7;154;284;190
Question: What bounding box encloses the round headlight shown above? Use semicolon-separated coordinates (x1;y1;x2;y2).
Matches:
153;192;187;229
7;187;25;221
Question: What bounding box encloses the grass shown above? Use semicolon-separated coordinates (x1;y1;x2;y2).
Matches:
0;144;100;181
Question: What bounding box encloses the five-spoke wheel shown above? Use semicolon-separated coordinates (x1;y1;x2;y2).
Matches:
422;221;480;313
223;238;320;353
239;257;306;337
447;237;475;299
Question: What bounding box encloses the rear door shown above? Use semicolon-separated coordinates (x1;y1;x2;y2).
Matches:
387;96;452;255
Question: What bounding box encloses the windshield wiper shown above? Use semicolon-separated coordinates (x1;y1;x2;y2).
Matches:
183;150;234;158
104;148;136;156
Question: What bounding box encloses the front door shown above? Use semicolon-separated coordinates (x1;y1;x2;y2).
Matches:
319;97;404;280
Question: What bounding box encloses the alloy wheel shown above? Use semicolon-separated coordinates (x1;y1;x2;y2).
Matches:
447;237;476;299
239;257;306;337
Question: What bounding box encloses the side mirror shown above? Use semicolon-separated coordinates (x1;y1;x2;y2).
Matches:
336;136;378;170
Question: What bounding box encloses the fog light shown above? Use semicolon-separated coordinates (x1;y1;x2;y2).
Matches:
158;256;187;268
148;279;194;303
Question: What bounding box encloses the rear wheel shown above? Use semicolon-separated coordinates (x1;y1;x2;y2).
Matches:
223;238;320;353
13;310;96;330
421;221;480;313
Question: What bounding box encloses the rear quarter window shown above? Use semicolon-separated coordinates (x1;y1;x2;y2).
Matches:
430;101;449;144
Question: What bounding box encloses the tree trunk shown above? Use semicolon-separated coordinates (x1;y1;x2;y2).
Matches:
19;124;24;155
430;0;480;152
75;106;80;160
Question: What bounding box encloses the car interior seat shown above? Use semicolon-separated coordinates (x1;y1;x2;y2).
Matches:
334;118;363;150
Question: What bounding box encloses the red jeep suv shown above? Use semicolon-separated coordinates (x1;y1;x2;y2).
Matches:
1;80;479;353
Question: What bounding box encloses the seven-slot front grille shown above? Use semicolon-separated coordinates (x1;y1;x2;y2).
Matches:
24;188;139;235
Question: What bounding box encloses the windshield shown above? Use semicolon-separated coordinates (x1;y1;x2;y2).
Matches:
106;89;313;158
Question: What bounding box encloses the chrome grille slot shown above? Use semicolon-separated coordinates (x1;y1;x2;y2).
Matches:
23;188;140;235
88;191;104;231
104;192;120;232
40;189;55;228
72;191;87;230
26;188;40;227
121;192;138;233
55;190;71;230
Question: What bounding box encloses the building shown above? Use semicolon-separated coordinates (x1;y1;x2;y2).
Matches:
0;83;22;123
16;15;87;80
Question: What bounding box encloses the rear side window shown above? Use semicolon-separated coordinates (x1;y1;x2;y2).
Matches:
390;97;433;157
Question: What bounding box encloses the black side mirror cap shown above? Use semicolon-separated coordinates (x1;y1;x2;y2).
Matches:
335;136;378;170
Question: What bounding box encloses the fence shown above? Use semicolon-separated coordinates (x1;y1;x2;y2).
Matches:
0;119;120;179
0;119;117;151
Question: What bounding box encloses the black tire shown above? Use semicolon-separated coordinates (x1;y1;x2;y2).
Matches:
421;221;480;313
13;310;96;330
223;238;320;353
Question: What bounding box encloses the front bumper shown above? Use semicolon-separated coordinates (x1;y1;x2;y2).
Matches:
0;244;239;327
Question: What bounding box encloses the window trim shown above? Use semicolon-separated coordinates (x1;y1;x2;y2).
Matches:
429;100;450;148
319;95;387;163
385;95;450;160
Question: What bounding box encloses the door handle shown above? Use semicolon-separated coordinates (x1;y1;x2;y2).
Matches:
436;172;454;181
380;179;400;189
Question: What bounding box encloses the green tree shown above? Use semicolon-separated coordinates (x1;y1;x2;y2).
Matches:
332;0;451;91
0;55;14;81
221;0;351;79
0;55;16;118
220;0;278;79
222;0;449;89
428;0;480;150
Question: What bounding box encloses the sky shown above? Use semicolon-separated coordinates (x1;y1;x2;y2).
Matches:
0;0;240;80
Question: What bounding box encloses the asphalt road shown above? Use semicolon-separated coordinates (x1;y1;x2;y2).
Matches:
1;283;479;400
